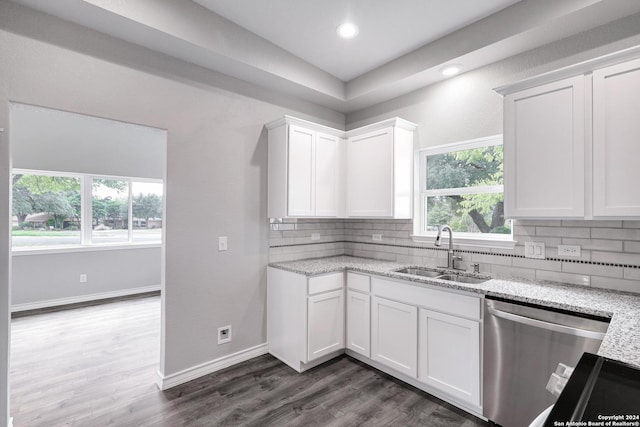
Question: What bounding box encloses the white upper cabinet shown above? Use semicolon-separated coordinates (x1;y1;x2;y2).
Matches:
287;126;341;217
267;117;343;218
503;76;585;218
498;48;640;219
593;58;640;217
267;116;416;219
287;125;316;216
315;133;341;217
346;119;415;218
347;128;394;217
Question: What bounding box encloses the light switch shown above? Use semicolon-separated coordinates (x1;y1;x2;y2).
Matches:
218;236;228;251
525;241;545;259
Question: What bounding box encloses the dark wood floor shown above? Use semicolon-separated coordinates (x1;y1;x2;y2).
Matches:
10;296;488;426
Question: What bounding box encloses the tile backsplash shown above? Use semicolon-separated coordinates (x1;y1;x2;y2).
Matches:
269;219;345;263
269;218;640;294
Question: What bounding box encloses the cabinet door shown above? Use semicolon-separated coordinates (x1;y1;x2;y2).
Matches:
418;308;480;407
593;58;640;217
371;296;417;377
315;132;339;217
307;290;344;362
504;76;585;218
346;128;394;217
346;290;370;357
288;125;315;216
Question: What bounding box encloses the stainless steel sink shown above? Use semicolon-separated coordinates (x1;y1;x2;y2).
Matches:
395;267;491;284
436;274;489;284
395;267;443;278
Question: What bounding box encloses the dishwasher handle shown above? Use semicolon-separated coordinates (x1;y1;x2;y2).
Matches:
487;306;607;340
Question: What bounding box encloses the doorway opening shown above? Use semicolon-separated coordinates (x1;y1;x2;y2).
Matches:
8;103;167;425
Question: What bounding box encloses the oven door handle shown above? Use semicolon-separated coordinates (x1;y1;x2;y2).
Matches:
487;306;607;340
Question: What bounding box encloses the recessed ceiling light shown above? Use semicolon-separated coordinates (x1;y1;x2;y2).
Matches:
440;64;462;76
337;23;359;39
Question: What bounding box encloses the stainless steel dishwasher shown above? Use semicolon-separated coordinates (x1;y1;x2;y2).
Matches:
483;297;610;427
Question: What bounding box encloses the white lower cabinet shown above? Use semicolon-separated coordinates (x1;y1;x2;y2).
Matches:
418;308;481;408
267;267;344;372
308;290;344;361
371;296;418;378
268;268;482;416
346;290;370;357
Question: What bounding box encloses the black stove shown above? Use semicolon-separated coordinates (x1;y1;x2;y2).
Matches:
544;352;640;426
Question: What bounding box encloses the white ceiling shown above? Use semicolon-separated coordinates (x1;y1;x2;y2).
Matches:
9;0;640;113
193;0;521;81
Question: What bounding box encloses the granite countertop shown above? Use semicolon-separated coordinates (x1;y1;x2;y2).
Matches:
269;255;640;368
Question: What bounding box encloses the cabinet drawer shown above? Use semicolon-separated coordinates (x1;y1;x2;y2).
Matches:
308;272;344;295
347;272;370;293
372;277;481;320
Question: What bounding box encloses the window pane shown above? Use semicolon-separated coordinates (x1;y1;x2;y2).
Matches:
92;179;129;244
132;181;163;244
12;173;81;248
426;145;503;190
425;193;510;234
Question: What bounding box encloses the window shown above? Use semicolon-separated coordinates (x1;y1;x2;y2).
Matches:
12;169;163;250
92;178;130;245
12;172;82;248
131;181;164;244
415;135;513;245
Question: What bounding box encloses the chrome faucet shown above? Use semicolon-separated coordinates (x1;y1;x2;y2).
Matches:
434;224;463;270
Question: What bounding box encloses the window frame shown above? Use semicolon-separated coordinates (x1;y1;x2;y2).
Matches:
12;169;163;254
412;135;516;249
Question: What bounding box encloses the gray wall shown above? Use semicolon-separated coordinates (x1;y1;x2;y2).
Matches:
12;247;161;307
11;103;167;179
0;112;10;425
346;12;640;146
0;6;343;425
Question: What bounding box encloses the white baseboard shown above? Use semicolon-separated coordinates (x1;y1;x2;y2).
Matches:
155;343;268;391
11;285;161;312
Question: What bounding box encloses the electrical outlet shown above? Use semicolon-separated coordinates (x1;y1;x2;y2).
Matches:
218;236;228;251
372;234;382;241
524;241;546;259
558;245;581;257
311;233;320;241
217;325;232;344
79;274;87;283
